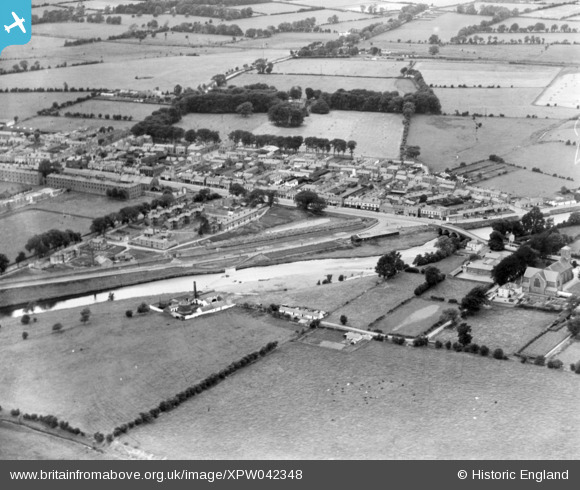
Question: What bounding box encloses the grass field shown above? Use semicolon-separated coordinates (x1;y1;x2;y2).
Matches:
236;31;336;49
0;182;36;198
415;60;561;88
434;305;556;353
360;12;494;43
555;340;580;366
278;57;409;77
0;301;295;433
124;340;580;459
66;100;165;120
231;2;307;14
521;4;580;19
373;297;446;336
482;169;569;198
0;92;90;122
0;48;288;92
0;209;92;261
436;87;580;119
179;111;404;158
536;70;580;109
407;115;559;171
232;72;416;93
24;116;134;132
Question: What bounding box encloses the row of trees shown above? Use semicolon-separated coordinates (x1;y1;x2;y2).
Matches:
105;187;130;200
25;229;82;257
414;236;462;266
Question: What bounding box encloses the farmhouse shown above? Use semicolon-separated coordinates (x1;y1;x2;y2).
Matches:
279;305;326;320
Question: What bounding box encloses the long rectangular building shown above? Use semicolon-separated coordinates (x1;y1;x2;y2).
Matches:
0;164;42;186
46;172;146;199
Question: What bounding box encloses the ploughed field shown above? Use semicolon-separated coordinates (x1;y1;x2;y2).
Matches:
124;339;580;459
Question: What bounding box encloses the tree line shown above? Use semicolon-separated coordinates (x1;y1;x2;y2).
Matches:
25;229;83;257
113;1;255;20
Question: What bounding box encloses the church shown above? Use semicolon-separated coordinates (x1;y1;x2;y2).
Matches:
521;246;575;297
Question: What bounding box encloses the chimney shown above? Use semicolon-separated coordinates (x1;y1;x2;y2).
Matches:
193;281;197;300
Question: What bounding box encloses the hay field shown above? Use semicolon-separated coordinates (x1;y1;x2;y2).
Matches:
33;22;128;39
414;60;561;88
359;13;494;43
0;92;88;121
125;340;580;459
434;306;555;353
179;111;404;158
236;31;336;49
536;70;580;109
483;169;570;198
436;87;580;118
233;72;415;93
0;49;288;91
0;303;295;433
278;57;409;77
502;142;578;180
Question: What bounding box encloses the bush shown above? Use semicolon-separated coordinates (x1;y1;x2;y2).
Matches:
22;331;28;340
479;345;489;356
492;348;505;360
338;274;345;282
21;314;30;325
435;340;442;349
106;434;113;443
534;355;545;366
448;299;458;304
575;363;580;374
10;408;20;416
137;302;149;314
94;432;105;443
125;310;133;318
52;323;63;333
340;314;347;325
414;282;430;296
445;340;452;350
547;359;563;369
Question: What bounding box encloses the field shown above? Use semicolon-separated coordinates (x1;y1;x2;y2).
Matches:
521;4;580;19
233;72;415;93
0;92;90;122
435;305;556;353
278;57;409;77
436;87;580;119
415;60;561;88
0;48;289;92
520;329;571;357
407;115;565;175
236;31;336;49
0;182;36;198
325;273;426;329
0;209;92;261
359;12;494;43
178;111;405;158
24;116;134;132
66;100;165;120
124;340;580;459
0;301;295;433
536;70;580;109
555;340;580;366
373;298;447;336
231;2;308;14
482;169;570;198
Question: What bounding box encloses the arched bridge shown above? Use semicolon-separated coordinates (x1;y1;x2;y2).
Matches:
436;223;488;244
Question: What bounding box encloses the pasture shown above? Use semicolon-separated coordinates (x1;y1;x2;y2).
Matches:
483;169;569;198
125;340;580;459
179;111;405;158
407;115;558;170
555;340;580;367
67;100;165;120
236;31;336;49
536;70;580;109
0;92;86;122
373;298;446;337
24;116;134;132
233;72;415;93
492;32;580;42
277;57;409;77
0;209;92;261
433;305;555;353
414;60;561;88
0;48;289;92
359;12;494;43
231;2;307;14
32;22;128;39
0;303;295;433
435;87;580;118
521;4;580;19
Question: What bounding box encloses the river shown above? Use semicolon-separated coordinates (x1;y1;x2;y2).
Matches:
8;211;577;318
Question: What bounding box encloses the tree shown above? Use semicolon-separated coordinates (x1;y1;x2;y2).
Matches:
229;183;247;197
460;285;488;315
0;253;8;273
80;308;91;324
294;190;326;214
457;322;472;346
236;101;253;118
309;98;330;114
429;45;439;56
439;308;459;327
425;266;442;286
173;84;182;96
429;34;440;44
567;317;580;338
38;159;60;179
22;332;28;340
268;102;304;127
347;140;357;157
289;86;302;100
21;314;30;325
15;251;26;265
488;230;505;251
521;206;545;235
52;323;63;333
340;315;348;325
375;251;405;280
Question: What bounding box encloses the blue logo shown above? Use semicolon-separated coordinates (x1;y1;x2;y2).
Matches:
1;0;31;57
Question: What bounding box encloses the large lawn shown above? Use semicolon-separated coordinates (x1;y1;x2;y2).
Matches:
124;340;580;459
434;305;556;353
179;111;404;158
0;302;295;433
